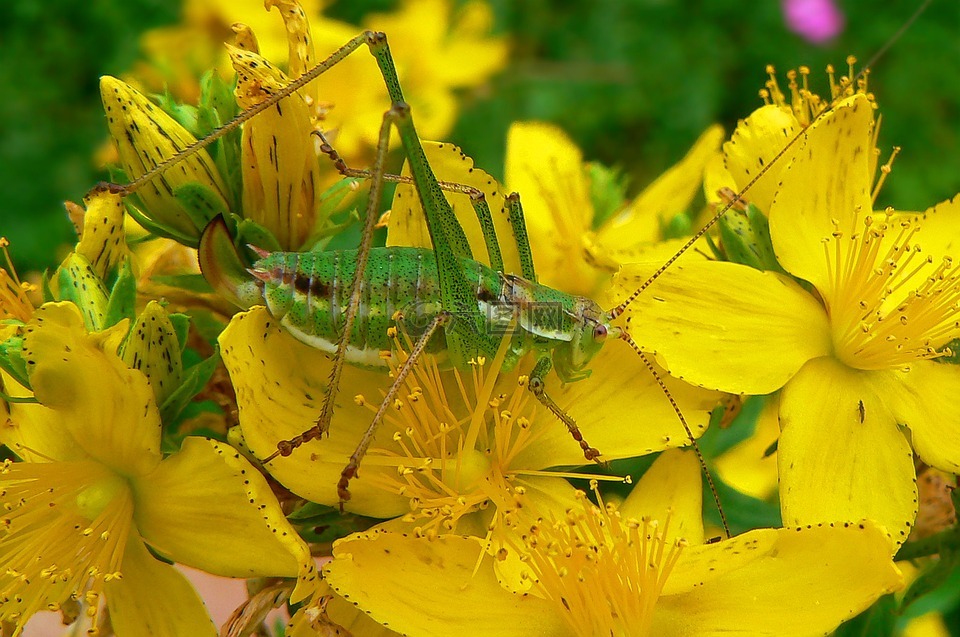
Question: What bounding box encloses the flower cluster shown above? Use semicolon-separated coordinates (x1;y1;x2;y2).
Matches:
4;1;959;636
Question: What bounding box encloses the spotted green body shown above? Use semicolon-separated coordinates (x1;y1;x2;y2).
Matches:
241;246;610;381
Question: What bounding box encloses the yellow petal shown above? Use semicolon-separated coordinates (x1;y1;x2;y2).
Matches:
722;104;801;214
769;94;875;293
914;195;960;264
132;437;314;586
595;124;724;254
218;307;408;517
779;356;918;546
106;533;217;637
324;532;566;637
613;260;831;394
512;341;722;469
22;303;161;475
868;361;960;474
505;121;597;295
621;449;704;545
655;522;902;635
1;370;88;463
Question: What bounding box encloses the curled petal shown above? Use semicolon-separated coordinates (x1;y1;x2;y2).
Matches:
22;303;161;475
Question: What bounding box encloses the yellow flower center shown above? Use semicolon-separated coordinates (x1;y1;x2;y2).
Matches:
358;333;598;534
0;459;133;636
0;238;36;322
825;210;960;370
761;56;873;127
512;491;685;637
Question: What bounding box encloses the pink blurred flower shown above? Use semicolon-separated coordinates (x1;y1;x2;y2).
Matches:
783;0;845;44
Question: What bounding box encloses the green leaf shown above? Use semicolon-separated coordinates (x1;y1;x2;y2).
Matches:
158;347;220;425
173;182;229;231
151;274;215;295
834;594;898;637
0;333;30;390
168;313;191;355
105;259;137;326
900;550;960;616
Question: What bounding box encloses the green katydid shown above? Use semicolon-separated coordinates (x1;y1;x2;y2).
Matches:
96;30;727;527
190;30;732;527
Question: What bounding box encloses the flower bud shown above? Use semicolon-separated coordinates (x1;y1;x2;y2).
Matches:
100;76;230;244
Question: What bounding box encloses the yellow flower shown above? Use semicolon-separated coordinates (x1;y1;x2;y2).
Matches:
309;0;507;160
504;121;723;298
133;0;323;103
616;92;960;545
322;450;903;636
220;306;719;522
0;238;35;323
0;303;316;636
704;60;876;215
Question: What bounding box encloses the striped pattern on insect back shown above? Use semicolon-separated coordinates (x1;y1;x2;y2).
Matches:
255;246;503;367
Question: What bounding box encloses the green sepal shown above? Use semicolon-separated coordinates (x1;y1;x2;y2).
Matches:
718;203;787;273
587;161;628;230
40;270;56;303
899;548;960;615
158;347;219;426
173;182;229;233
105;259;137;327
198;71;242;210
301;177;362;250
0;332;31;391
123;198;200;248
57;253;109;331
156;88;200;136
151;274;215;295
197;215;260;308
236;217;283;254
287;501;376;544
168;312;191;355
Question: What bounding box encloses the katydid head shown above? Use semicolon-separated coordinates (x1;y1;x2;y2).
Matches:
552;298;617;383
197;215;276;310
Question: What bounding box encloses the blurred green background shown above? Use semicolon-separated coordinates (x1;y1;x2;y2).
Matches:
1;0;958;273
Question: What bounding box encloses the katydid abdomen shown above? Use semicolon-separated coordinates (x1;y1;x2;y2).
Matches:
247;246;502;366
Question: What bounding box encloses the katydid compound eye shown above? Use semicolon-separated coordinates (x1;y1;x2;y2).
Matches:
593;324;608;341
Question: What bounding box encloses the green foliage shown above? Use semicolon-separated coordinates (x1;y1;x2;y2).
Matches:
0;0;181;271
